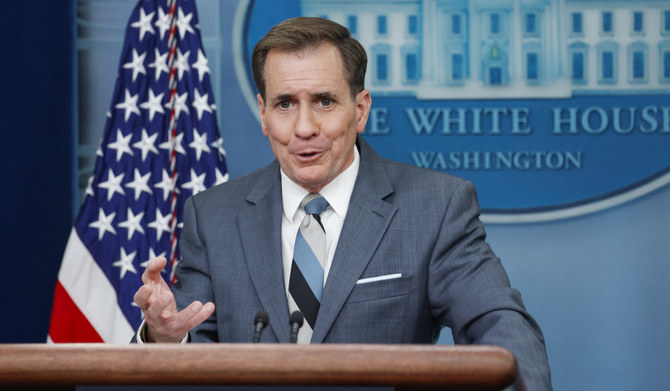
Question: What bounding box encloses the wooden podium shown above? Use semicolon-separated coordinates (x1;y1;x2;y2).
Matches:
0;344;520;390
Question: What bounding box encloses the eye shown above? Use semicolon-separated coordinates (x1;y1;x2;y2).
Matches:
277;101;291;109
319;98;333;107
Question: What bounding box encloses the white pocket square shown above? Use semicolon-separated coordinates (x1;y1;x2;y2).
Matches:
356;273;402;285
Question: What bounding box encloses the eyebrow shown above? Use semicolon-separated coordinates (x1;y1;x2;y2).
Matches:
270;91;339;103
273;93;294;102
315;92;338;101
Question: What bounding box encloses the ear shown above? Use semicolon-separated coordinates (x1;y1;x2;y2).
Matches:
257;93;268;136
355;89;372;134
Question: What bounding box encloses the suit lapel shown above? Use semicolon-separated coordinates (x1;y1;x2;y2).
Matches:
311;137;397;343
237;162;292;342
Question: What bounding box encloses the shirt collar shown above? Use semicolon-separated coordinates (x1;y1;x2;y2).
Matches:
281;146;360;222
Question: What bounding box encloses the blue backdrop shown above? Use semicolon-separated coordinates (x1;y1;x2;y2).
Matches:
3;1;670;390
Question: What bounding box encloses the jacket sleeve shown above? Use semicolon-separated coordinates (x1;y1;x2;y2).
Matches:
170;196;219;342
427;180;552;391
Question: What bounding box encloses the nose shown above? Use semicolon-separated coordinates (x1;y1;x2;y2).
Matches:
294;103;319;138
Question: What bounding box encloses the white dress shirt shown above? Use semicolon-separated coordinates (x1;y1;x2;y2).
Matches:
280;146;360;301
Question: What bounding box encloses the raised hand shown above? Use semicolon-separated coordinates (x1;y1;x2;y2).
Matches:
133;257;215;342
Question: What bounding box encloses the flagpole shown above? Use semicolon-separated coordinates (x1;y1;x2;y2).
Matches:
164;0;181;284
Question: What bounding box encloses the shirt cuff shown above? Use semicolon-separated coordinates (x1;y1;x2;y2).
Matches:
136;320;190;344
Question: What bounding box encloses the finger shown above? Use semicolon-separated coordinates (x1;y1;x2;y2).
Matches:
133;285;153;310
146;301;213;342
172;301;216;333
142;257;167;284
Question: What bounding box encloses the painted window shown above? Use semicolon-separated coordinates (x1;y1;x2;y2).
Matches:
572;52;584;80
602;52;614;80
572;51;585;82
633;51;644;79
448;12;467;40
401;44;420;84
371;43;391;86
490;67;502;85
570;42;589;84
377;15;387;35
452;14;461;35
633;12;643;33
602;12;613;34
348;15;357;35
405;54;417;81
572;13;583;34
491;13;500;35
452;53;464;80
628;42;648;83
408;15;418;36
526;13;536;35
597;42;619;84
377;54;388;81
527;52;538;80
663;11;670;35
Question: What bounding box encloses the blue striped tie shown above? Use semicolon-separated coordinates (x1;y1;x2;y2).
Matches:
289;194;329;340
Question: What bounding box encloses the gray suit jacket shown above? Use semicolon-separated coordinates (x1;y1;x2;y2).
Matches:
174;136;551;390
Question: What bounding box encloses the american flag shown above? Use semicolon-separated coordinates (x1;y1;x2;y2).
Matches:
48;0;227;343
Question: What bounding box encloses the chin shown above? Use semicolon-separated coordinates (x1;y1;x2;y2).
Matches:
295;175;329;192
297;178;325;189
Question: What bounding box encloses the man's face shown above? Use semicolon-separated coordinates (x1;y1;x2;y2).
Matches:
257;43;371;193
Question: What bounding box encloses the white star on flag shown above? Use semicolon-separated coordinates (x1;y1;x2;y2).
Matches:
154;170;178;201
108;129;134;161
154;7;171;39
139;88;165;121
130;8;155;40
88;209;117;240
192;49;210;81
118;208;145;240
165;91;189;120
182;168;207;195
123;49;147;82
176;7;195;38
115;89;140;121
125;169;153;200
159;132;186;155
212;138;227;157
189;128;211;160
148;208;172;240
148;48;169;81
113;248;138;279
215;169;229;186
98;169;126;201
133;129;158;161
192;90;214;120
174;49;191;80
86;176;95;197
132;129;159;161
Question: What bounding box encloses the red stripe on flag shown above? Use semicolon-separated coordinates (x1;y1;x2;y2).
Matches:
49;281;104;343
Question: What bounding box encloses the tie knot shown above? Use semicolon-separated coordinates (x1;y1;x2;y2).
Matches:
302;194;329;216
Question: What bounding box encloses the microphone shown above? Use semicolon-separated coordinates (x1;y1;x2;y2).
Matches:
252;311;269;343
289;311;304;343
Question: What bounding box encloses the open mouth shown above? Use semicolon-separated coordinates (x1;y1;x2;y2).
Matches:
295;150;324;161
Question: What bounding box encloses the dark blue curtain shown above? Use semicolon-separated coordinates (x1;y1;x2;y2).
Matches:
0;1;76;342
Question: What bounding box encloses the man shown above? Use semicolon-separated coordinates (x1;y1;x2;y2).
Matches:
134;17;552;390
